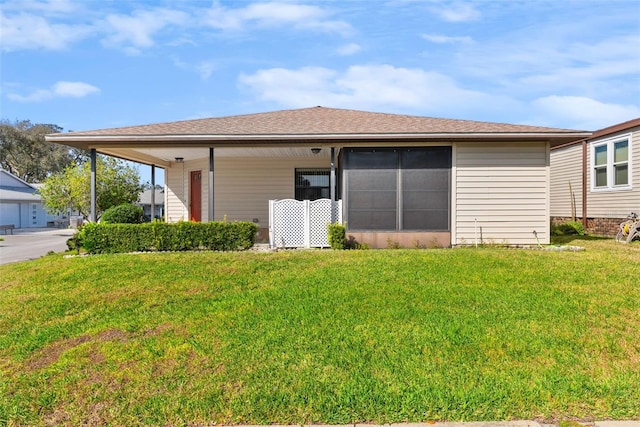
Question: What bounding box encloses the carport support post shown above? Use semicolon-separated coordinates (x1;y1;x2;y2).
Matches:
330;147;336;223
208;148;214;222
90;148;96;223
150;165;155;220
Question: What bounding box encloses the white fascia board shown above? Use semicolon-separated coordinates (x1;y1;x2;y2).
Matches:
46;132;592;144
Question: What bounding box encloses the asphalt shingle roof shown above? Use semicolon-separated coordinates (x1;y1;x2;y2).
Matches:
53;107;585;137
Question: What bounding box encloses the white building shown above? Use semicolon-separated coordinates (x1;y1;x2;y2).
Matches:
0;169;64;228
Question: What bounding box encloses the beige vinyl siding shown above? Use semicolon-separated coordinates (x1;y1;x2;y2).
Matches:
215;157;329;226
165;155;329;226
165;162;188;222
455;142;549;245
550;143;583;218
587;128;640;218
165;158;211;222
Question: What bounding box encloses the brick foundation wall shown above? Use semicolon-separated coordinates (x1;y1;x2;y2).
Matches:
551;216;621;237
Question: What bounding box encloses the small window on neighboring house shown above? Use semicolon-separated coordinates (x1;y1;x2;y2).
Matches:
592;136;631;190
295;169;330;201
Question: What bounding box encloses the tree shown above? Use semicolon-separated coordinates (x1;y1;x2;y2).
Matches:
39;156;144;219
0;120;87;182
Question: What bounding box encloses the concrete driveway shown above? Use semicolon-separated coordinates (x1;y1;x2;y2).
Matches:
0;227;76;265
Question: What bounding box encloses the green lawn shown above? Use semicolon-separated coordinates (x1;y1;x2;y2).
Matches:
1;237;639;426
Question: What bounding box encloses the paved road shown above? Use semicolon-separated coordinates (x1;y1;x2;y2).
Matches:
233;422;639;427
0;227;76;265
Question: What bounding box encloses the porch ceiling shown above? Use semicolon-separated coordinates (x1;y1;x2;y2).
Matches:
99;146;331;167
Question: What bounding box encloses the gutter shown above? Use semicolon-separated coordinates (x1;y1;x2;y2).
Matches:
582;140;587;231
46;132;592;147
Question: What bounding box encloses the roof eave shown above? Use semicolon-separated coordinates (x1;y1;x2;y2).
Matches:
47;132;591;148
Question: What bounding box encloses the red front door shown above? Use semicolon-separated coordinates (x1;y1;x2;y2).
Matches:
190;170;202;222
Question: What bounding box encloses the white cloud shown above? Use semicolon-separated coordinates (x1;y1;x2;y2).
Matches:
7;89;53;103
517;35;640;95
0;12;92;51
422;34;474;44
239;66;338;107
531;96;640;130
195;62;215;80
1;0;77;15
337;43;361;56
238;64;513;116
172;57;216;80
1;2;354;54
52;81;100;97
441;17;640;120
7;81;100;103
429;3;481;22
101;8;189;54
205;2;352;35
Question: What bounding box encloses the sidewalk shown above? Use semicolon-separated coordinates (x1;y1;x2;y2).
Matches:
232;422;638;427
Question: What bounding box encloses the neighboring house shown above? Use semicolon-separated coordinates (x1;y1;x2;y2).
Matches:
550;118;640;236
46;107;589;247
137;188;165;220
0;169;64;228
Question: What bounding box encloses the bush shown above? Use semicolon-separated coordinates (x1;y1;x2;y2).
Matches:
101;203;145;224
552;220;585;236
327;223;346;249
79;221;257;254
66;232;83;254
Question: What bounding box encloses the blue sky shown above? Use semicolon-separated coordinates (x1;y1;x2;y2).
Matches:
2;0;640;181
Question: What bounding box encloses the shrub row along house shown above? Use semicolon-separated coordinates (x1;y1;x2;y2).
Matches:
550;118;640;236
46;107;590;248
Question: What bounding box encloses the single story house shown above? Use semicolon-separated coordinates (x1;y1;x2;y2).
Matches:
550;117;640;236
137;188;165;221
46;107;589;247
0;169;65;228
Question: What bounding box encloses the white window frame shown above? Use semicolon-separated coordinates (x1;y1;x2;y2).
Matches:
591;134;632;192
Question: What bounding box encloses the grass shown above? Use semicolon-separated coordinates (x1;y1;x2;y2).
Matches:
1;236;639;426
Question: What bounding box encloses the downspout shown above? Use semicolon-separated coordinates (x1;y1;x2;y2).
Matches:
582;140;587;230
208;147;214;222
90;148;96;222
330;147;336;223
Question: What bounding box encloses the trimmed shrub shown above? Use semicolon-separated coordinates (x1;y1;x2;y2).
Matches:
80;221;257;254
552;220;585;236
327;223;346;250
101;203;145;224
66;232;83;254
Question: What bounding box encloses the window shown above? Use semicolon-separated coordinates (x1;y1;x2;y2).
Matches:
295;169;330;200
592;136;631;190
614;140;629;186
344;147;451;231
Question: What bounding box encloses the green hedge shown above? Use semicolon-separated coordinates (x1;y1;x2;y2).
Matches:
80;221;257;254
327;223;346;249
552;220;585;236
101;203;144;224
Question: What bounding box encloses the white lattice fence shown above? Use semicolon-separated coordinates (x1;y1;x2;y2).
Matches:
269;199;342;248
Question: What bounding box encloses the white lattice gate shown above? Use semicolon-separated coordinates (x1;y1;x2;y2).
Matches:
269;199;342;248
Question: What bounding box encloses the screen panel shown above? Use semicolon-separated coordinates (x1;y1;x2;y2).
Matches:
345;147;451;231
